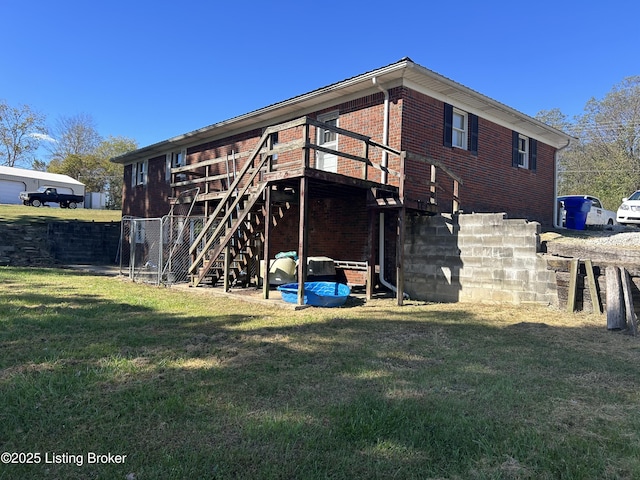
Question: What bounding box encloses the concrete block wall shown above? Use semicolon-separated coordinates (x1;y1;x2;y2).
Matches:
0;223;56;266
48;221;121;264
0;220;121;266
404;213;557;305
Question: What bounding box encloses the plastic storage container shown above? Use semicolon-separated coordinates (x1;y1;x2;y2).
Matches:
563;197;592;230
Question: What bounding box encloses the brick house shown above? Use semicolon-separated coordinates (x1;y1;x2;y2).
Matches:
112;58;573;304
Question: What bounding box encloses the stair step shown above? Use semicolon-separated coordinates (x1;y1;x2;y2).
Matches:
189;180;271;287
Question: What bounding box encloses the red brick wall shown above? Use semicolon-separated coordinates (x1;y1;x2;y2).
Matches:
400;87;556;227
269;193;370;260
186;128;263;192
312;90;403;185
122;155;171;218
121;86;557;229
121;90;399;218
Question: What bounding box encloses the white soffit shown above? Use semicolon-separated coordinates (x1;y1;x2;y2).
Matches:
401;62;572;148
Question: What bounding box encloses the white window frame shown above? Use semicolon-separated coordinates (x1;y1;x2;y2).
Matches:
316;111;339;173
452;109;468;149
270;132;279;162
138;160;147;185
517;134;529;168
172;150;186;168
318;112;338;145
132;160;148;186
166;149;186;181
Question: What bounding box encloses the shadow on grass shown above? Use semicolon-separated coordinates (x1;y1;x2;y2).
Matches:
1;268;640;479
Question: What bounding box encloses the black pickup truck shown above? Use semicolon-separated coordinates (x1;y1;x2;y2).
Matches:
19;186;84;209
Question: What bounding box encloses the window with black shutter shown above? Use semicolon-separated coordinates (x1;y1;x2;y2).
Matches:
469;113;478;155
443;104;453;148
512;131;536;171
529;138;537;172
444;103;478;154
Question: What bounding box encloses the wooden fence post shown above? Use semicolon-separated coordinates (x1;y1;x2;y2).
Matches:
567;259;579;312
621;268;638;336
584;259;602;314
606;266;625;330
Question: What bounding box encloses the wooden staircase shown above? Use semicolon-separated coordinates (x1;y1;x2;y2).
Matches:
179;116;464;290
190;184;267;286
188;124;286;287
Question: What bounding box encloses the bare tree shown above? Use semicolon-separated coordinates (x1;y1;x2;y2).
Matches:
0;100;48;168
47;113;102;163
535;108;573;132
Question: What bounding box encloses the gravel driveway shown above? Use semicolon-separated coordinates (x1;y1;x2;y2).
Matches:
544;225;640;250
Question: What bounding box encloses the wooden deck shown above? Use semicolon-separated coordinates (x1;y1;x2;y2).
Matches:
169;116;462;305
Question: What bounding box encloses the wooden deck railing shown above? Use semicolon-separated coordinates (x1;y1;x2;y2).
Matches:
171;115;462;212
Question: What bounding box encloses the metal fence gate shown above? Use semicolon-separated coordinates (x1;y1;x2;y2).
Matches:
118;188;204;285
119;215;206;285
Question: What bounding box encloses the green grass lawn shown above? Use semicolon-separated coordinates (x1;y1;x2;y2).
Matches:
1;267;640;479
0;204;121;224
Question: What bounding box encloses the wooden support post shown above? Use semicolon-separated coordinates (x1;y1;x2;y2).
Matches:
396;207;406;306
266;133;274;173
567;258;579;312
396;152;406;306
297;176;309;305
223;244;230;292
606;266;625;330
205;165;210;196
621;268;638;336
303;124;310;168
366;208;376;300
262;185;271;300
362;142;369;180
584;259;602;314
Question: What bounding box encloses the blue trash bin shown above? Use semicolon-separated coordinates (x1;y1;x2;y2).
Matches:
563;197;592;230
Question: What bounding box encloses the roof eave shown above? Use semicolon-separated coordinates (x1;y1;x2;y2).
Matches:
111;60;413;164
111;58;574;164
402;62;576;149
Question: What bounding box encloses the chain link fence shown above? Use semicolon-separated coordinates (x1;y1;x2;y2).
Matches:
161;215;206;284
119;215;206;285
117;188;205;285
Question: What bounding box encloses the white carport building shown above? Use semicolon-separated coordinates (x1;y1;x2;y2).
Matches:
0;166;85;206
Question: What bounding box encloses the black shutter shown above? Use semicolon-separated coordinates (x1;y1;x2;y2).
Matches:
512;131;520;167
469;113;478;155
443;103;453;148
529;138;537;172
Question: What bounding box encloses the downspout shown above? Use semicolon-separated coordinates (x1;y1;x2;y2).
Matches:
372;77;389;183
553;138;572;229
373;77;408;298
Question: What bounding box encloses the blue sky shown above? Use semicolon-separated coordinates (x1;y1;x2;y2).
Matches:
1;0;638;157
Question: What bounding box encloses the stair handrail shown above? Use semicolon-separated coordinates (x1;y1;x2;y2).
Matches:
190;183;267;285
189;128;272;257
188;126;284;276
188;116;309;255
